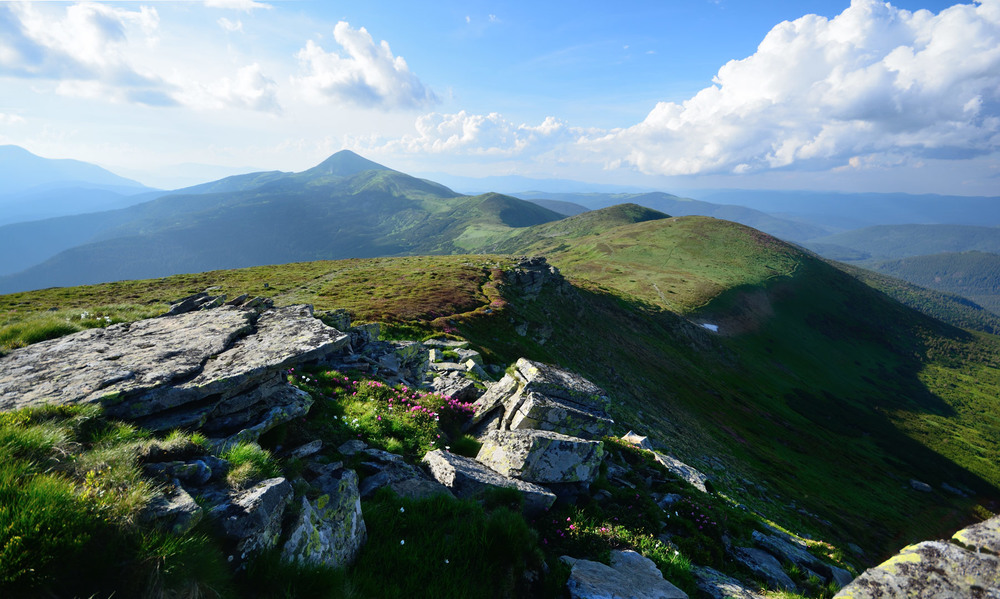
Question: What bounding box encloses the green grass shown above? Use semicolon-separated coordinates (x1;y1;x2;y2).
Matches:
222;441;282;488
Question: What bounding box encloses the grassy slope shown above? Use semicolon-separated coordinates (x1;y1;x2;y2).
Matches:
3;213;999;562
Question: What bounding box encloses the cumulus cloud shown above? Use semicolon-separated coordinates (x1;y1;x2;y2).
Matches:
359;111;577;156
589;0;1000;175
293;21;438;110
0;2;173;105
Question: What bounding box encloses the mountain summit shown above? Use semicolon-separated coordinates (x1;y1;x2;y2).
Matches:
301;150;392;178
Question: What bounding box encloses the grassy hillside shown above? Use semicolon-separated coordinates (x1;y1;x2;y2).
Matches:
4;214;998;563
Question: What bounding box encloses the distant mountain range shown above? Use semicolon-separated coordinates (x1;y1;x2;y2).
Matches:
2;146;998;315
0;151;564;293
0;145;156;226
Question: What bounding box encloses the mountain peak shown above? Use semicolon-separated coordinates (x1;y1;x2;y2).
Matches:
302;150;392;178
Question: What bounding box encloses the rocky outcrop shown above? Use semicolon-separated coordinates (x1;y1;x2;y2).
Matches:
563;550;688;599
469;358;614;439
282;466;367;568
143;482;203;536
423;449;556;515
0;304;349;443
213;477;294;563
476;429;604;485
834;515;1000;598
505;256;571;301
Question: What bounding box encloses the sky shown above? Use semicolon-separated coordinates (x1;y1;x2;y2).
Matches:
0;0;998;194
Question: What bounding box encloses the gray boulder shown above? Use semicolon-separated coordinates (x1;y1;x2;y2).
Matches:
834;515;1000;598
693;566;765;599
651;451;711;494
476;429;604;485
428;371;480;402
143;482;203;536
731;546;797;592
282;468;367;568
752;530;830;582
468;358;614;440
834;540;1000;598
564;550;688;599
215;477;294;560
423;449;556;515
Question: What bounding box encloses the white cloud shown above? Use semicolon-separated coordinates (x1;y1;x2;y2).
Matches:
293;21;438;110
356;111;577;157
204;0;272;12
218;17;244;33
0;3;174;105
587;0;1000;176
0;112;25;125
176;63;281;113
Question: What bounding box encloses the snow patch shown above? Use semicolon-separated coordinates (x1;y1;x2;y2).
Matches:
701;323;719;332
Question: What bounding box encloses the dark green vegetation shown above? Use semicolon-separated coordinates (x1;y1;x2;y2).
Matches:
0;151;563;292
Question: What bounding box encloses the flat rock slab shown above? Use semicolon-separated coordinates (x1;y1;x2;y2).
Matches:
423;449;556;514
834;540;1000;599
0;305;349;439
476;429;604;484
0;307;254;411
565;550;688;599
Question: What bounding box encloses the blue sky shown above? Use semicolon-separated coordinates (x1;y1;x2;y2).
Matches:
0;0;997;194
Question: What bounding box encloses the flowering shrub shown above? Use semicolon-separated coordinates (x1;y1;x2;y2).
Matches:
288;368;475;459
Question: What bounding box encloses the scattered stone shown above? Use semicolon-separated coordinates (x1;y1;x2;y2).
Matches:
144;459;213;486
289;440;323;459
385;477;455;501
693;566;765;599
476;429;604;485
828;565;854;588
282;469;367;568
731;546;797;591
651;451;711;493
565;550;688;599
215;477;293;559
143;482;203;536
337;440;368;456
910;479;932;493
422;338;470;350
427;371;479;402
940;482;969;497
423;449;556;515
622;430;654;451
752;530;827;581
